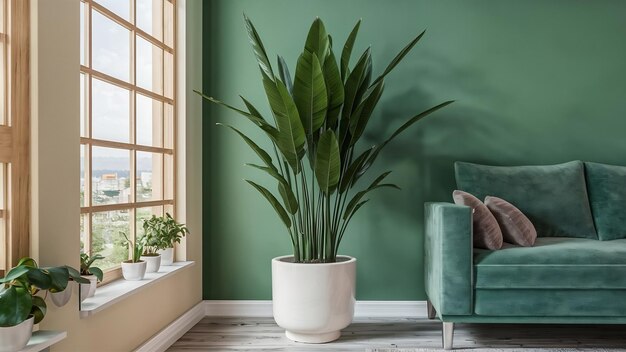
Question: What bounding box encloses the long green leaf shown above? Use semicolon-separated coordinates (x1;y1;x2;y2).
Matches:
277;56;294;96
26;268;52;290
371;30;425;87
195;90;273;130
349;80;384;145
359;100;454;176
0;286;31;327
240;96;279;139
293;51;328;138
315;129;341;194
88;267;104;282
274;80;306;173
344;183;399;220
243;14;274;79
342;48;371;123
246;180;291;228
278;183;299;214
246;163;288;186
304;18;329;62
323;49;344;129
218;123;277;172
339;146;373;193
341;20;361;81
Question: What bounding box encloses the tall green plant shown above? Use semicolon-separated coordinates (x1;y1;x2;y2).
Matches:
142;213;189;253
196;16;452;263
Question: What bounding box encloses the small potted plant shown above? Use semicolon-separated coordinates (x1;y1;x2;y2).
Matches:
143;213;189;266
0;257;83;351
139;230;162;273
50;265;88;307
79;253;104;301
121;232;147;281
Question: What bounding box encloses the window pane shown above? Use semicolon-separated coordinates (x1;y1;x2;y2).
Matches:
0;163;5;271
136;206;163;238
92;10;130;82
136;35;163;94
92;78;130;143
92;147;131;205
164;103;174;149
95;0;130;22
136;93;163;147
136;151;162;202
80;1;86;66
164;153;173;199
91;210;130;271
164;0;174;48
80;144;88;207
164;51;173;99
80;73;88;137
0;41;5;126
80;213;88;253
137;0;163;41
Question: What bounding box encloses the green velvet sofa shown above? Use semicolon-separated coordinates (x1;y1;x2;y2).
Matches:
424;160;626;349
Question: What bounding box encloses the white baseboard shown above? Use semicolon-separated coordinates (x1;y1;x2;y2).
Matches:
204;300;428;318
136;300;427;351
135;301;205;352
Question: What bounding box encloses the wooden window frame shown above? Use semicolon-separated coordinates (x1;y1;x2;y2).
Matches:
80;0;177;284
0;0;30;275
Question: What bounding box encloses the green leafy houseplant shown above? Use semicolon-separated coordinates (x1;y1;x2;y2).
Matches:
0;257;86;327
80;252;104;282
196;16;452;263
122;232;144;263
142;213;189;252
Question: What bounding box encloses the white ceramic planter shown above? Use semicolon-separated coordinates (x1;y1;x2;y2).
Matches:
50;282;73;307
0;316;34;352
121;261;147;281
272;255;356;343
158;247;174;265
140;254;162;273
79;275;98;302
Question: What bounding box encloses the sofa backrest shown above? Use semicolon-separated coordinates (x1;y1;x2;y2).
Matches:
455;160;597;239
584;162;626;241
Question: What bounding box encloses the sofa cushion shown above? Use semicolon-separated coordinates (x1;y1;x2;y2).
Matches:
474;289;626;316
584;162;626;241
455;161;597;239
474;237;626;289
453;190;503;250
485;196;536;247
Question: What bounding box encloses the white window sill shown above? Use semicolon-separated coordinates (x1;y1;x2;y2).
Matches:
20;330;66;352
80;261;194;318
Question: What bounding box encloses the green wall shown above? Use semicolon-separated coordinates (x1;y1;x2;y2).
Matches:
202;0;626;300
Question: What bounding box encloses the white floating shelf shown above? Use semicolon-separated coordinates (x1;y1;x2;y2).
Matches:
80;261;195;318
20;330;66;352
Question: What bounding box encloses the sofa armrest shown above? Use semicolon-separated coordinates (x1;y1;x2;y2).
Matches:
424;202;473;316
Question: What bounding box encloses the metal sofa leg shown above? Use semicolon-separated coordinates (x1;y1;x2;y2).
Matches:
443;322;454;350
427;300;436;319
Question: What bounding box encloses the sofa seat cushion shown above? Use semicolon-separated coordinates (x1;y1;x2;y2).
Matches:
455;161;597;239
474;237;626;289
474;289;626;316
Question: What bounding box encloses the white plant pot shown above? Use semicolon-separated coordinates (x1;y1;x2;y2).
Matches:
79;275;98;302
272;255;356;343
50;282;73;307
0;316;34;352
140;254;162;273
121;261;147;281
158;247;174;266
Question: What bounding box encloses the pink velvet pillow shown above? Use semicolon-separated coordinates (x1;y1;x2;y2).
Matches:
453;190;503;250
485;196;537;247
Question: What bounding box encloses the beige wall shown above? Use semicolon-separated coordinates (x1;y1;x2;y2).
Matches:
30;1;203;351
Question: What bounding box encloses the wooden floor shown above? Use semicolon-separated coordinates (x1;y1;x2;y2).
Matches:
168;317;626;351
